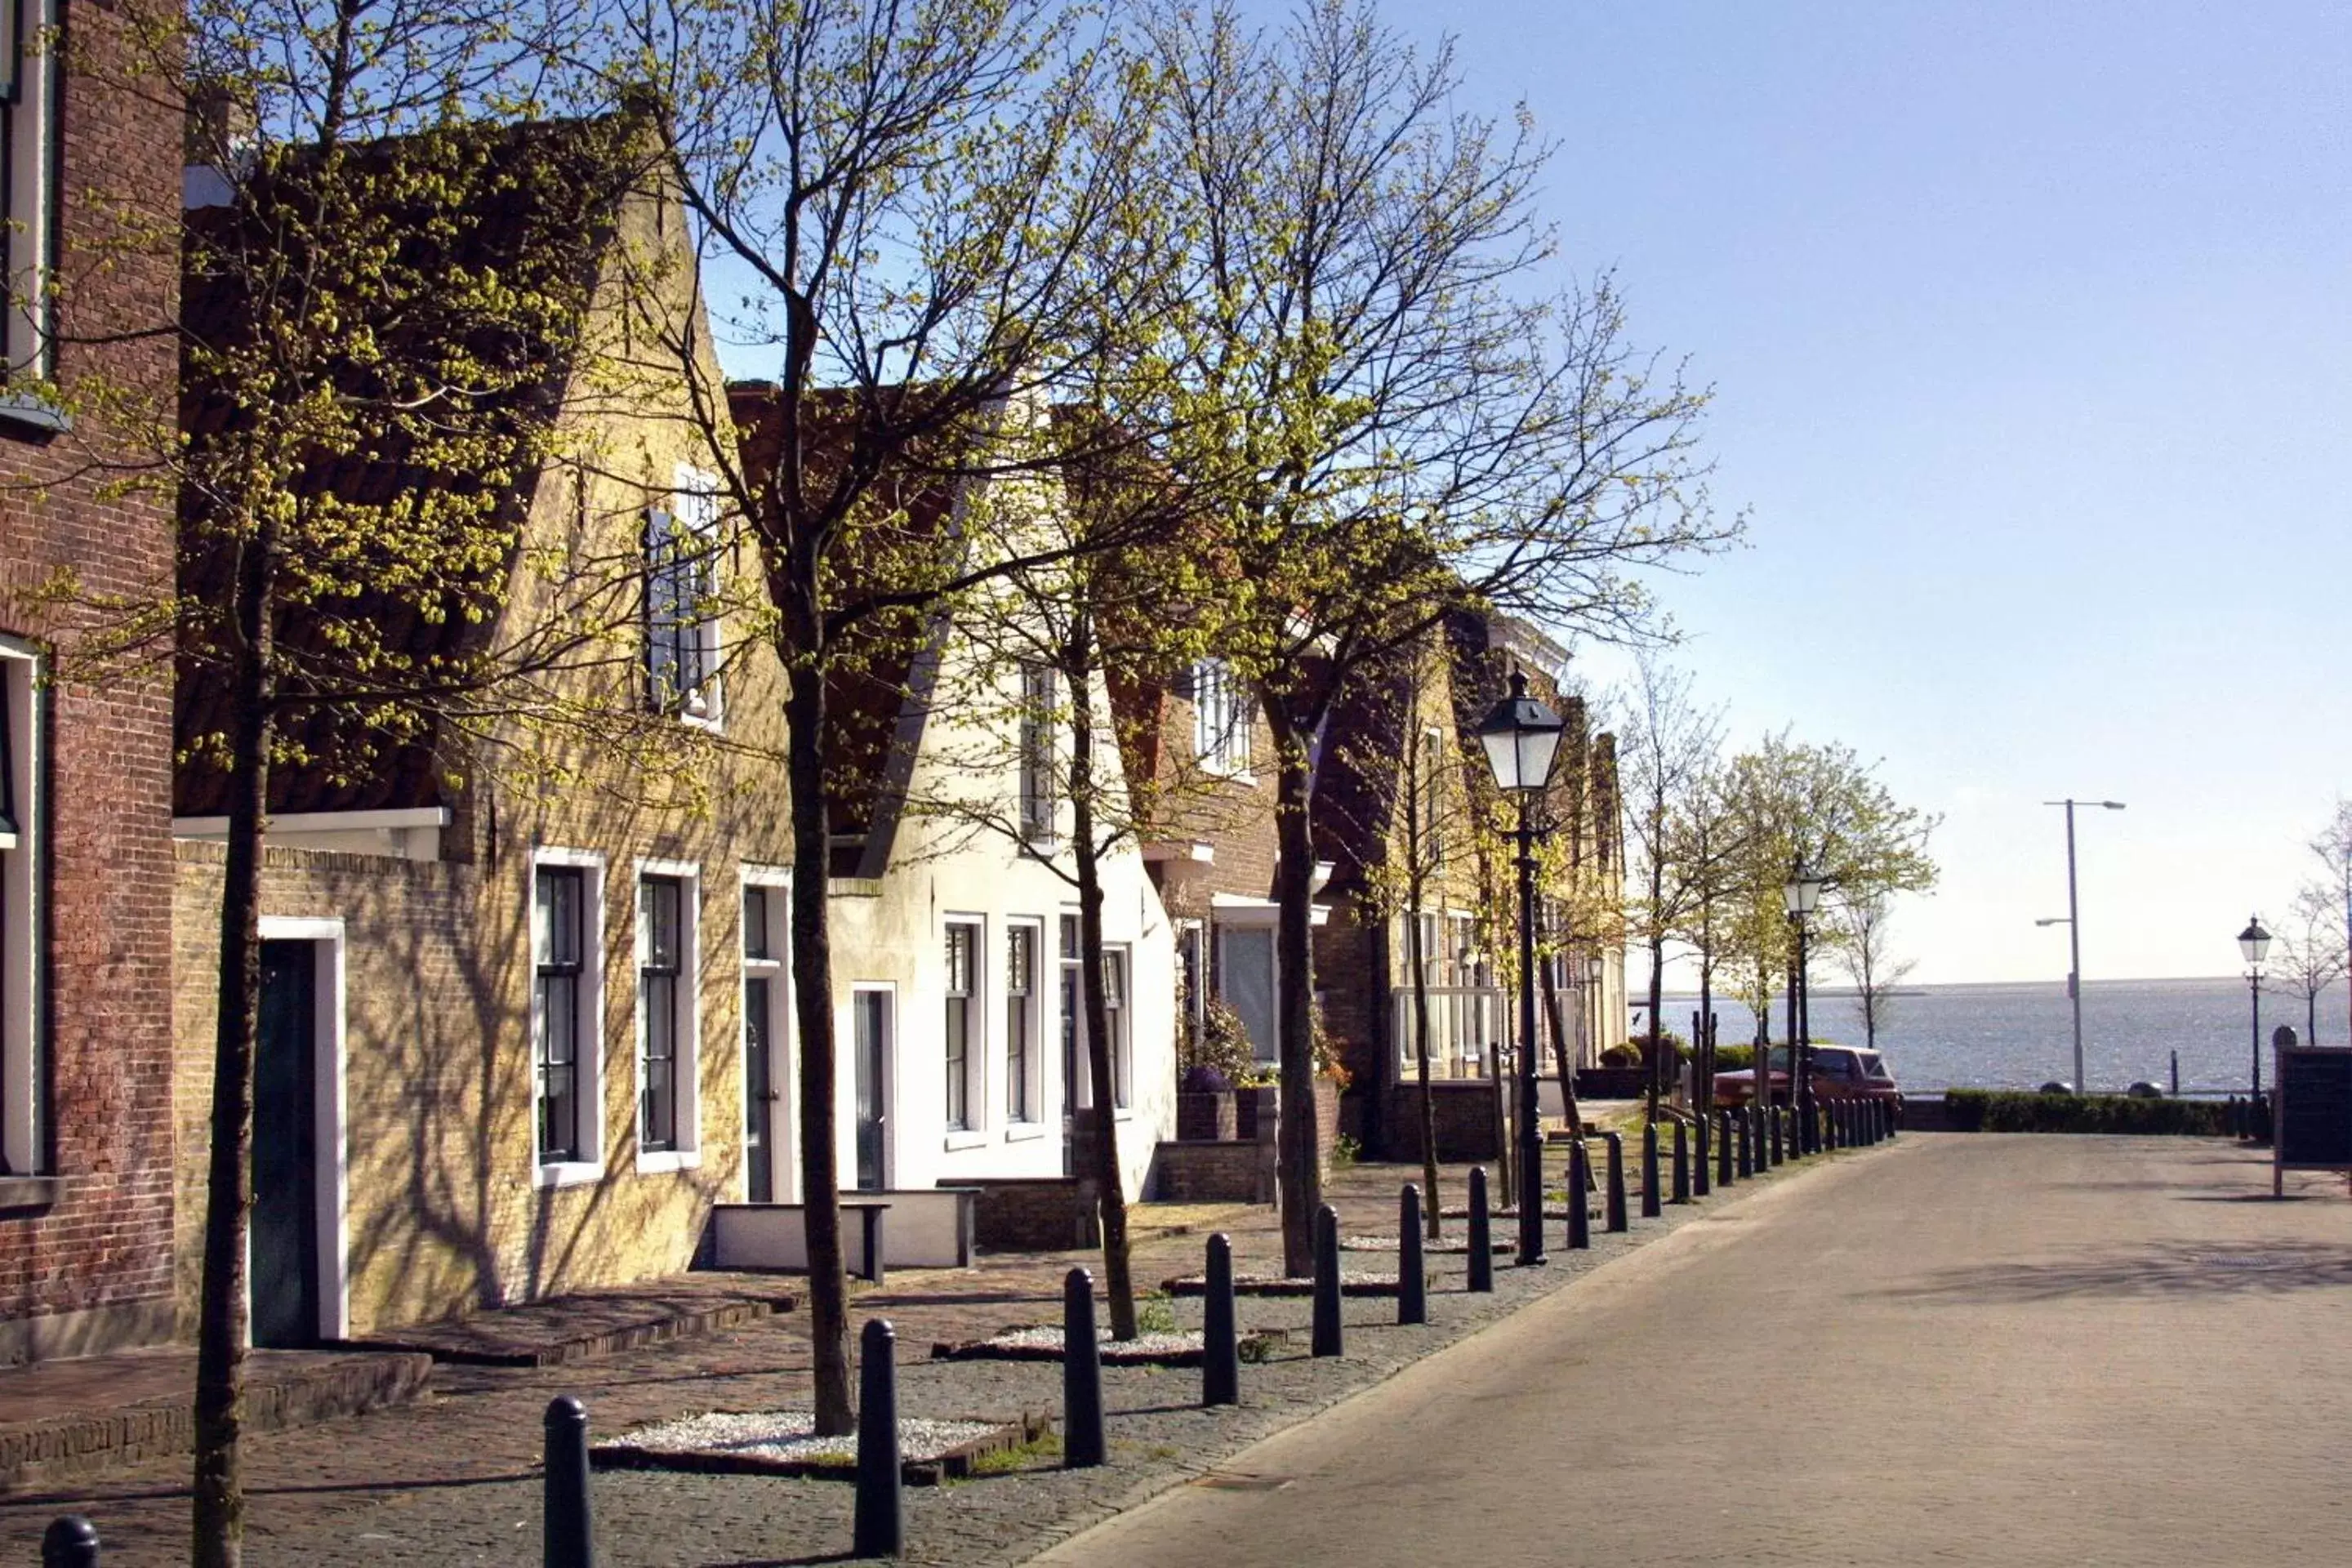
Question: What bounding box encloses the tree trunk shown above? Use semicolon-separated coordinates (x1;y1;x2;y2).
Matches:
785;650;854;1436
1645;929;1668;1119
1268;724;1321;1278
192;533;276;1568
1407;891;1440;1237
1542;952;1579;1136
1066;653;1135;1339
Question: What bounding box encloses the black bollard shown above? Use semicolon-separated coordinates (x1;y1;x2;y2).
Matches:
1203;1232;1240;1406
1641;1123;1662;1218
1312;1204;1344;1355
1736;1107;1753;1178
1468;1167;1495;1292
1063;1268;1106;1467
1694;1112;1712;1196
853;1320;902;1558
1769;1103;1784;1165
1566;1141;1591;1250
1603;1131;1628;1232
42;1517;99;1568
1717;1111;1735;1187
543;1396;593;1568
1399;1186;1428;1325
1671;1120;1690;1204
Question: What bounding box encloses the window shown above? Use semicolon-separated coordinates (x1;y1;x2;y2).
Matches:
1005;922;1039;1122
1103;947;1130;1109
532;858;603;1172
644;469;723;722
943;920;979;1131
0;644;39;1174
1420;728;1446;867
634;863;702;1168
1192;657;1252;775
741;872;790;1202
1059;914;1081;1113
1018;662;1056;842
0;0;60;389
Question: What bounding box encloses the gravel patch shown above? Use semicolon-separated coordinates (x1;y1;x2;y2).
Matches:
1339;1234;1509;1255
601;1410;998;1465
1162;1271;1406;1297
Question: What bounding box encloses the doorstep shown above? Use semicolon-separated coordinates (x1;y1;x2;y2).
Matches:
337;1272;799;1368
0;1345;431;1496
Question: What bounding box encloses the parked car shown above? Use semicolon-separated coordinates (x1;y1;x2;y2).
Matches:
1714;1045;1900;1109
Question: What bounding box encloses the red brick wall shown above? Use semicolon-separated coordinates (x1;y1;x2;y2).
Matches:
0;2;184;1357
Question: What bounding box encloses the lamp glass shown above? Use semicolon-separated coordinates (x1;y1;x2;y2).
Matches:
1474;671;1565;795
1780;869;1823;917
2239;917;2270;966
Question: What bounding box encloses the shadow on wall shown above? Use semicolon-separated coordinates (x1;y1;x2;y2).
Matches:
1874;1238;2352;1305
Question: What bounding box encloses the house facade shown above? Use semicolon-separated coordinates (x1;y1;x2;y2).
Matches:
168;119;804;1339
0;0;185;1363
729;390;1178;1204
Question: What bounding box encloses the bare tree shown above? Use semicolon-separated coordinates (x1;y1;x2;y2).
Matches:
2274;884;2347;1047
589;0;1168;1431
1616;655;1723;1116
1826;889;1917;1051
1134;0;1731;1273
2310;799;2352;1045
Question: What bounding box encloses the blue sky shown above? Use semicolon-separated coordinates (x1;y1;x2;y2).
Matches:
1354;0;2352;982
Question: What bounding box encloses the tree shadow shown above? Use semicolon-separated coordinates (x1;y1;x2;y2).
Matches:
1878;1238;2352;1304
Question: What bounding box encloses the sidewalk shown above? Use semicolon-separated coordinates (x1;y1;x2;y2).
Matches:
0;1136;1820;1566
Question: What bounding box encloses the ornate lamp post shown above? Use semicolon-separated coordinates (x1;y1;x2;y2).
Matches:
1780;862;1824;1152
1477;670;1566;1268
2239;915;2271;1101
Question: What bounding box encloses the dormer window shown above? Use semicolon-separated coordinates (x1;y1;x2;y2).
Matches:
1192;657;1252;776
644;468;723;724
1;0;60;390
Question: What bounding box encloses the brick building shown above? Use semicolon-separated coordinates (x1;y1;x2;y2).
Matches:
0;0;185;1362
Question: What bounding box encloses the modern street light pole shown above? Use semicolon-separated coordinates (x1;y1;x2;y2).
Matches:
1476;670;1566;1270
2042;798;2124;1092
2239;915;2271;1100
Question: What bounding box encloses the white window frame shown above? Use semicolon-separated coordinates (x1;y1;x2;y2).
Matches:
530;848;607;1188
1192;657;1253;778
634;858;703;1174
0;0;60;400
0;640;41;1174
942;915;985;1145
1004;917;1045;1137
739;864;792;1200
1103;943;1132;1112
1017;662;1057;846
644;465;724;728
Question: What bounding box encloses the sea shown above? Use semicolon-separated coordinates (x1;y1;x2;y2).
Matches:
1656;976;2352;1097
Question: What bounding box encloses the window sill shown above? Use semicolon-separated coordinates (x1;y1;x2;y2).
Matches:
535;1160;604;1190
1113;1108;1134;1123
1004;1123;1048;1143
942;1129;990;1152
1197;760;1255;786
0;1176;60;1212
635;1148;702;1176
0;393;69;437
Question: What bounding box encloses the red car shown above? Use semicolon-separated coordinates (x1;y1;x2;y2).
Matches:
1714;1045;1900;1109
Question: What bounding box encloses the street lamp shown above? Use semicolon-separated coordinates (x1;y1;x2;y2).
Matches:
2042;798;2124;1093
2239;915;2271;1100
1476;669;1566;1268
1780;862;1824;1152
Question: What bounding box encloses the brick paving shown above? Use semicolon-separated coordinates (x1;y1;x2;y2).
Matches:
0;1134;1801;1566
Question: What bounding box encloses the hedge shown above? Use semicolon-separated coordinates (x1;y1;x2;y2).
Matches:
1941;1089;2231;1136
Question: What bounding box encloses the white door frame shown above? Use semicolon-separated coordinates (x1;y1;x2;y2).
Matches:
739;866;794;1202
849;983;895;1189
256;916;350;1343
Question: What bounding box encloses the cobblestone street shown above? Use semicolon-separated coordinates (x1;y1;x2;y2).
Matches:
0;1138;1772;1566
